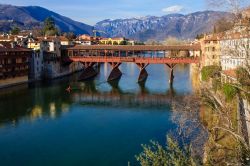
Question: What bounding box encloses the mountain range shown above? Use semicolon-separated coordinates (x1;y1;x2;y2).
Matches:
0;4;228;41
94;11;228;41
0;4;93;34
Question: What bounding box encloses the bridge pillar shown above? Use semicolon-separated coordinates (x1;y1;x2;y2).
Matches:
136;63;149;83
78;62;98;81
166;64;176;86
107;62;122;82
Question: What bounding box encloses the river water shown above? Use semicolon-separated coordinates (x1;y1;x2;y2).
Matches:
0;63;200;166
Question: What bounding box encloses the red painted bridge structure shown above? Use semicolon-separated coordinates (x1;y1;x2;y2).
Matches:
66;44;201;85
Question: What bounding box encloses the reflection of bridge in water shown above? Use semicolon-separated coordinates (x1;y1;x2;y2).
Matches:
66;45;201;86
70;81;185;107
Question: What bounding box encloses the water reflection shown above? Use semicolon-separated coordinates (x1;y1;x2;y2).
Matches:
0;63;199;128
30;105;43;120
138;81;149;94
0;79;182;127
0;62;202;166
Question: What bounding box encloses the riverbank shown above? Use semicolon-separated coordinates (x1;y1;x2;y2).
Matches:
198;65;250;165
0;68;84;90
0;76;29;89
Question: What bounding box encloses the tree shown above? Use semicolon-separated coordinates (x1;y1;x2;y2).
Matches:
31;27;43;37
235;65;250;102
222;83;238;101
107;41;112;45
206;0;246;19
136;95;207;166
163;37;186;45
63;32;76;40
42;17;59;36
213;16;235;33
202;89;250;165
10;26;20;35
113;41;118;45
145;39;161;45
196;34;204;40
201;65;221;81
136;136;196;166
120;40;127;45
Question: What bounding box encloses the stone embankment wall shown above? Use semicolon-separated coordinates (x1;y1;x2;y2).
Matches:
0;76;28;89
239;97;250;145
44;61;83;79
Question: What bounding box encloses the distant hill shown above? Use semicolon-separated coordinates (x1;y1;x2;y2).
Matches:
95;11;229;41
0;4;93;34
0;4;230;41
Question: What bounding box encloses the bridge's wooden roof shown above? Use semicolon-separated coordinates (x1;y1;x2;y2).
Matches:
67;44;201;51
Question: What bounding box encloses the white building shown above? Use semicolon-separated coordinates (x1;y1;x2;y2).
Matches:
220;19;250;71
74;39;92;45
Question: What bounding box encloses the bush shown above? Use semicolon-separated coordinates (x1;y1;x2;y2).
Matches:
223;83;237;101
201;65;221;81
136;136;196;166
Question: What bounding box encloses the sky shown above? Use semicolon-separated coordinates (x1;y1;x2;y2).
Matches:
0;0;246;25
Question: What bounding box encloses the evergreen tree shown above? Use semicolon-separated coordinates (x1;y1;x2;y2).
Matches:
42;17;59;36
10;26;20;35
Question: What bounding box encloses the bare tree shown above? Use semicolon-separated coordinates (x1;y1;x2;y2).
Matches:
171;95;208;163
206;0;246;18
202;87;250;165
214;16;235;32
162;36;187;45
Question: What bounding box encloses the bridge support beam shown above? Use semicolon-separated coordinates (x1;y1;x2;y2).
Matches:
136;63;149;83
166;63;176;86
107;62;122;82
79;62;98;81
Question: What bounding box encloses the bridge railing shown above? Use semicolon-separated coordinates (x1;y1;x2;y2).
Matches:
69;56;200;64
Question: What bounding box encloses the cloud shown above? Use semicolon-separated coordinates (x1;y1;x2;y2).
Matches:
162;5;184;13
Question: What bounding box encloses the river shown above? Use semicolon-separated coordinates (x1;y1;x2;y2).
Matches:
0;63;201;166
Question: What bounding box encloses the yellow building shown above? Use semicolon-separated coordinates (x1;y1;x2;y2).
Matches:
100;37;126;45
200;34;222;67
27;38;41;50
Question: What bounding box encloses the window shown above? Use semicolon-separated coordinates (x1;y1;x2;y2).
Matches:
22;57;27;62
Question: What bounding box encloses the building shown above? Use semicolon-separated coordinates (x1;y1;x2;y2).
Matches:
0;34;28;47
29;36;61;80
29;36;83;80
59;36;74;46
200;34;222;67
127;39;135;45
99;37;127;45
221;69;238;83
29;50;43;80
27;38;41;51
78;34;92;41
220;18;250;71
75;39;92;45
0;34;15;42
0;43;32;88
